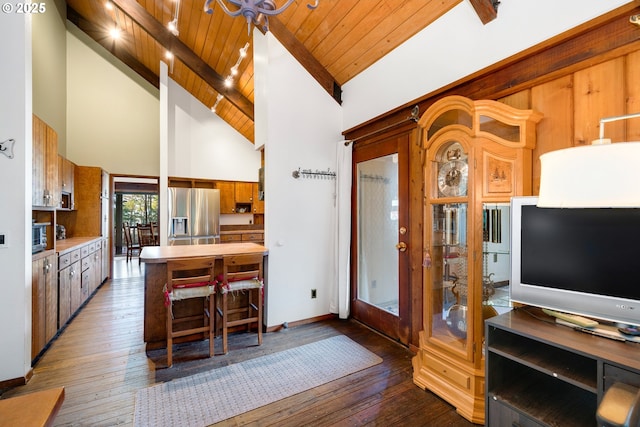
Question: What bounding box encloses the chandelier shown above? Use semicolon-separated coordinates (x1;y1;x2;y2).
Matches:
204;0;320;33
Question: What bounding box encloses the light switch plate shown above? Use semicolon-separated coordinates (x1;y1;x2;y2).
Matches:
0;232;7;248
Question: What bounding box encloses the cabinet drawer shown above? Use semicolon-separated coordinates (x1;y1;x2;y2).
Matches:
81;256;91;272
242;233;264;242
220;234;242;243
424;353;471;390
70;249;81;263
88;242;97;253
80;245;90;257
58;253;71;269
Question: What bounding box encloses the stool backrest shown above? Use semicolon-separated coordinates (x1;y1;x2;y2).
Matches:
166;257;217;292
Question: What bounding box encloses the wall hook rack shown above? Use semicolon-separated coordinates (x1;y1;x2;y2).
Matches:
292;167;336;180
0;138;15;159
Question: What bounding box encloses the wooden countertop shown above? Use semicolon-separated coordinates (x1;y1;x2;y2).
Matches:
55;237;102;254
140;242;268;264
0;386;64;427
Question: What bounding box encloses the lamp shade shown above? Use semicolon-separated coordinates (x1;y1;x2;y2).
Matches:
537;142;640;208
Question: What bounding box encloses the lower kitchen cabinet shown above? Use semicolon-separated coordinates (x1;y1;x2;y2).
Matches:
32;250;57;361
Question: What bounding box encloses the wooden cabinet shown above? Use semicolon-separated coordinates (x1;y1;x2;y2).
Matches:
31;250;56;361
217;181;236;213
101;238;109;282
412;96;542;424
486;309;640;426
58;240;104;329
68;166;109;238
235;182;253;203
32;115;59;208
58;249;81;327
57;155;75;210
252;182;264;214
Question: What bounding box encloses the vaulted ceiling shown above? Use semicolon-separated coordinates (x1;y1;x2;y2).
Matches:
66;0;498;143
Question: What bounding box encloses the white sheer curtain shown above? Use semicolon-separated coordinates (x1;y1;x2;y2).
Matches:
330;141;352;318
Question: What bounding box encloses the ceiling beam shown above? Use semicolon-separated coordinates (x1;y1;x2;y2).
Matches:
110;0;254;121
67;6;159;89
469;0;498;24
267;17;342;104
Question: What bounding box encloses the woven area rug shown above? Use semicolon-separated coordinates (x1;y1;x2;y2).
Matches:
134;335;382;427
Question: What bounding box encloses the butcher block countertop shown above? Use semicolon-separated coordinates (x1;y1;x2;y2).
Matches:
140;242;268;264
55;237;102;255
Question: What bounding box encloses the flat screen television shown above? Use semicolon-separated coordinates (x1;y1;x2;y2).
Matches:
511;196;640;327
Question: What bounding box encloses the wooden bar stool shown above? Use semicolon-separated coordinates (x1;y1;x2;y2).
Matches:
165;257;217;367
216;253;264;354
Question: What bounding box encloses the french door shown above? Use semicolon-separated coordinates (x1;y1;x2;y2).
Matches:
351;135;410;344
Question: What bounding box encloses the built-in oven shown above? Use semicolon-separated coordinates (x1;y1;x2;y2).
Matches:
32;221;49;254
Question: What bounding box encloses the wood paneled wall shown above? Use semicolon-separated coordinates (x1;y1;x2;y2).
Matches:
345;4;640;350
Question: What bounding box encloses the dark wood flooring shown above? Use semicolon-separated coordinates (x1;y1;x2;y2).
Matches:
1;258;475;426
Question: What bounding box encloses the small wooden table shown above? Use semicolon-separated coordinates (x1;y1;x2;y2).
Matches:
0;386;64;427
140;242;268;351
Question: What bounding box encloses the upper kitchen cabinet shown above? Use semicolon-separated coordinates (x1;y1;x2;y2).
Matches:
32;115;59;208
252;183;264;214
217;181;237;214
58;155;75;210
59;166;109;238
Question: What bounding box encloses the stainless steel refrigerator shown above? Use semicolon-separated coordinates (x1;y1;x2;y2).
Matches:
168;187;220;245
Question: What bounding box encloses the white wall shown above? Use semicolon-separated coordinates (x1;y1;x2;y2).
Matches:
167;78;260;182
66;24;160;175
0;12;32;382
256;32;343;328
342;0;632;130
32;0;66;151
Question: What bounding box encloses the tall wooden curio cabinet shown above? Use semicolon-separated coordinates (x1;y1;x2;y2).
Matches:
412;96;542;424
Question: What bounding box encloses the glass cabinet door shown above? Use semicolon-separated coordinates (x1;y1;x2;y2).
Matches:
429;202;468;352
482;203;512;317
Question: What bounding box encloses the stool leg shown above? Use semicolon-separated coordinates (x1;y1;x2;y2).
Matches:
257;288;263;346
222;292;228;354
208;294;214;358
166;304;173;368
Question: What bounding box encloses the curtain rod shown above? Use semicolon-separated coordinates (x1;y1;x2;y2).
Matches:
344;105;419;146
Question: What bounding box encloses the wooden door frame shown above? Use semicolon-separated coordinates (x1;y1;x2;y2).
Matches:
349;127;416;345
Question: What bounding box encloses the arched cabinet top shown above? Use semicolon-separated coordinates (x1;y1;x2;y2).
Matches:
418;95;543;150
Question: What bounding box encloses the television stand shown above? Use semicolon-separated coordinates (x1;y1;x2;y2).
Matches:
485;308;640;426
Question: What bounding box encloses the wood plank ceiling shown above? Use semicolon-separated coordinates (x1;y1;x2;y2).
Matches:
66;0;498;143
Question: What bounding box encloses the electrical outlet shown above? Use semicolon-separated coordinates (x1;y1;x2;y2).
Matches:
0;232;7;248
311;289;317;299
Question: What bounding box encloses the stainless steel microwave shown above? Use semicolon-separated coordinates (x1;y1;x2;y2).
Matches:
32;222;49;254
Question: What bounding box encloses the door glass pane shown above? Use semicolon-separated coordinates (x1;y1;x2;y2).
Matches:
357;154;399;315
431;203;468;351
482;203;512;316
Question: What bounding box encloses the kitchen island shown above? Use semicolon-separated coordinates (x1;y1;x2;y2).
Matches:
140;242;268;351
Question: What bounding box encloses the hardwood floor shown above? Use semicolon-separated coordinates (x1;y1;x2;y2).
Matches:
1;257;475;426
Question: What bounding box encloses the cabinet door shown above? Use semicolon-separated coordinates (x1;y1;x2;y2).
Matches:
101;238;109;282
32;117;47;206
32;116;59;207
32;258;46;359
252;183;264;214
235;182;253;203
44;253;57;343
58;265;72;326
67;260;82;316
217;181;236;213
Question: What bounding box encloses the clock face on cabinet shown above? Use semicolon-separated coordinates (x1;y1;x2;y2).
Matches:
437;144;468;197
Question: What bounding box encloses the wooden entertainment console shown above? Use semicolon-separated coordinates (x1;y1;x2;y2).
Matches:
485;308;640;426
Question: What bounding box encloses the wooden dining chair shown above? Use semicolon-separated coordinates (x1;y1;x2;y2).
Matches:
150;222;159;245
165;256;217;368
137;224;155;248
216;253;264;354
123;224;140;263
